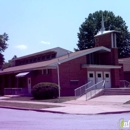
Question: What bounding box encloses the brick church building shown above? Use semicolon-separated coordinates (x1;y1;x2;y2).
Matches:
0;18;129;96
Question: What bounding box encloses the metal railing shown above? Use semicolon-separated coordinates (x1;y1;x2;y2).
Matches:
75;81;91;99
120;80;130;88
4;88;29;95
86;80;105;100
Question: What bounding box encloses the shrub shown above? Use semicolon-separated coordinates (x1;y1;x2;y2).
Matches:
31;82;59;99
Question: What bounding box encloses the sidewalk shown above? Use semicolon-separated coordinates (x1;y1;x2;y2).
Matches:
0;95;130;115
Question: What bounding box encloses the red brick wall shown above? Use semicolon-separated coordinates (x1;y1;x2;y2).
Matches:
30;56;87;96
59;56;87;96
96;48;118;66
124;72;130;82
111;69;120;88
111;48;118;65
100;52;112;65
31;70;57;87
95;33;112;48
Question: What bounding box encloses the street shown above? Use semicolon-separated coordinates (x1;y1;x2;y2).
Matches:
0;108;129;130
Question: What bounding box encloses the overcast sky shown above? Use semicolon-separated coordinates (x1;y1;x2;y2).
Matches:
0;0;130;61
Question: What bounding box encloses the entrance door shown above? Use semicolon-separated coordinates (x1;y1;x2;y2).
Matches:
104;72;111;88
96;71;103;88
88;71;95;87
28;78;31;94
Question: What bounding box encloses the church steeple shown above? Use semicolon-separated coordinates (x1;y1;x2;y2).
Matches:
100;13;105;34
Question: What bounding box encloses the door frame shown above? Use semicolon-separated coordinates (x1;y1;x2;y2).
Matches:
104;71;111;88
27;78;31;94
87;71;95;85
96;71;103;82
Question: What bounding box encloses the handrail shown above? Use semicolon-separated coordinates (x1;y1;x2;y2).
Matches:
86;80;104;91
4;88;29;95
86;80;105;100
74;81;91;91
102;80;106;87
120;80;130;88
120;80;130;84
4;88;22;89
74;81;91;99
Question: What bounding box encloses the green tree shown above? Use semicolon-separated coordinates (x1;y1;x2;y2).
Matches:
75;10;130;58
0;33;8;67
2;55;17;69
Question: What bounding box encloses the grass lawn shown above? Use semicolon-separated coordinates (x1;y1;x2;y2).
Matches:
2;96;75;103
0;102;61;109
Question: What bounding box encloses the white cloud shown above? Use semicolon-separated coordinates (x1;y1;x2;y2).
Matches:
41;41;50;45
15;44;27;50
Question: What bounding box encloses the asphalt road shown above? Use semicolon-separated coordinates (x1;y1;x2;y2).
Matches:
0;108;130;130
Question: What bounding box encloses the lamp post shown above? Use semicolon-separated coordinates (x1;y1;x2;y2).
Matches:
57;59;60;102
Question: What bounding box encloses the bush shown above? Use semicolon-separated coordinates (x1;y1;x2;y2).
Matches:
31;82;59;100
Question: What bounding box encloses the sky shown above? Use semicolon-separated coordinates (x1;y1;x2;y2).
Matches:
0;0;130;61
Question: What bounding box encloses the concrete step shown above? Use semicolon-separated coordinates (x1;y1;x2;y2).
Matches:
103;88;130;95
77;89;104;101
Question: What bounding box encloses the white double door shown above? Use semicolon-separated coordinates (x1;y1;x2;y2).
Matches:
88;71;111;88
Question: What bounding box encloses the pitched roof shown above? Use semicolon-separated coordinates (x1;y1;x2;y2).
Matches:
0;46;110;75
14;47;72;60
94;30;120;37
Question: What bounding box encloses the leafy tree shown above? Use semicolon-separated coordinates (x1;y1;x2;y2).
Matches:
75;10;130;58
0;33;8;68
2;55;17;69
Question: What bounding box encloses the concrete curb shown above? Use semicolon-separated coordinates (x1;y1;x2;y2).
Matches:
97;110;130;115
0;106;67;115
0;106;130;115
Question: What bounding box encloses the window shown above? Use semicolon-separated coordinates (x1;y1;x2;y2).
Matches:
26;60;28;64
70;80;79;86
46;55;50;59
37;57;41;61
51;53;56;58
43;69;49;74
87;53;101;65
33;58;36;62
106;74;109;78
42;56;45;61
113;33;117;48
30;59;32;63
98;74;101;78
28;79;31;84
89;73;93;78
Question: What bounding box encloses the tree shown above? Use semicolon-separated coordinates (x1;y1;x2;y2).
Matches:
75;10;130;58
2;55;17;69
0;33;8;68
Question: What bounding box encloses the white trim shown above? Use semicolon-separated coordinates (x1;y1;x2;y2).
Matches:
28;78;31;94
33;66;57;70
16;72;29;77
82;64;121;69
111;33;113;48
104;71;111;88
0;47;111;74
94;30;120;37
114;33;117;48
15;47;72;60
52;47;111;66
88;71;95;85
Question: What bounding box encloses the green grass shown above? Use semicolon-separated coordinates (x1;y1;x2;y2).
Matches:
0;102;61;109
3;96;75;103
